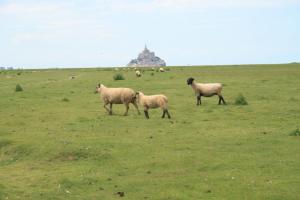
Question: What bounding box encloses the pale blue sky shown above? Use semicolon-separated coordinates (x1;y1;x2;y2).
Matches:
0;0;300;68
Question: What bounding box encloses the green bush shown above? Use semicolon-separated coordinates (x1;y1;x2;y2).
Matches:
289;128;300;136
15;84;23;92
62;98;69;102
113;73;125;81
235;94;248;105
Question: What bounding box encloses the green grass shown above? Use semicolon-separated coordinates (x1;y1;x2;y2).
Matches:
0;64;300;199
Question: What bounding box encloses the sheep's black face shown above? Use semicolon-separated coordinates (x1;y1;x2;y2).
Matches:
95;83;101;94
187;78;194;85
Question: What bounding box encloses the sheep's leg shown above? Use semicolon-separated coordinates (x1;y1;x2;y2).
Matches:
103;102;110;114
144;111;150;119
197;95;201;105
109;103;113;115
143;108;150;119
218;96;222;105
163;109;171;119
221;96;226;105
162;110;166;118
132;102;141;115
218;95;226;105
166;110;171;119
124;103;129;116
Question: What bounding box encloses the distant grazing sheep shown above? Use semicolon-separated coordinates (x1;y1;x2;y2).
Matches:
95;84;140;115
187;77;226;105
135;91;171;119
135;70;142;77
159;67;165;72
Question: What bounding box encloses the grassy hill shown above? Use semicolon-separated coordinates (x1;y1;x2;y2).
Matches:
0;64;300;200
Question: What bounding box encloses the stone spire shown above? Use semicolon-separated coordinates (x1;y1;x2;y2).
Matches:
143;44;149;53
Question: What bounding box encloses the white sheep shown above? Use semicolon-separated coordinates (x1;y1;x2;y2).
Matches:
187;77;226;105
135;70;142;77
135;91;171;119
95;84;140;115
159;67;165;72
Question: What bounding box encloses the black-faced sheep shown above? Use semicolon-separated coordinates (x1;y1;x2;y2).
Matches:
187;77;226;105
95;84;140;115
135;91;171;119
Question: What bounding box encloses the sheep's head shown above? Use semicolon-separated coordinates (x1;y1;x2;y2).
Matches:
135;91;144;101
135;91;140;97
95;83;101;93
135;92;140;101
187;77;194;85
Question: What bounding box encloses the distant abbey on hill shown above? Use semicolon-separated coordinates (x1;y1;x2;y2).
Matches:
127;45;166;67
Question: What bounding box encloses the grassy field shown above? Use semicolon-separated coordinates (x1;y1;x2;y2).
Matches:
0;64;300;200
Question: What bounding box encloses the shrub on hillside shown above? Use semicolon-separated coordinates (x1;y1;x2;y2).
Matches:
15;84;23;92
235;94;248;105
113;73;125;81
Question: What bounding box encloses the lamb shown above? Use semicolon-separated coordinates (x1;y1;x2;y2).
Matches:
159;67;165;72
95;84;140;116
135;91;171;119
187;77;226;105
135;70;142;77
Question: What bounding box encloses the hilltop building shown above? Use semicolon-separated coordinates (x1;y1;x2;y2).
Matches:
127;45;166;67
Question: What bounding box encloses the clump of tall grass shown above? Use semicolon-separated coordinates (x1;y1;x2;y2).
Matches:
62;97;70;102
113;73;125;81
15;84;23;92
289;128;300;136
235;94;248;105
